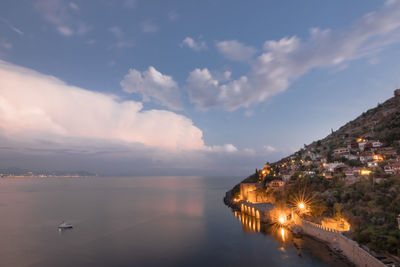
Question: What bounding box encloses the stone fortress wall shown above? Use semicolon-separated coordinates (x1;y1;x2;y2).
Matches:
234;183;386;266
293;213;385;267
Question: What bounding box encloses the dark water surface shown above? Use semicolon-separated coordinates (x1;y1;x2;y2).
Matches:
0;176;349;267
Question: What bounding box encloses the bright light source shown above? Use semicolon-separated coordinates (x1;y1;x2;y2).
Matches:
361;170;371;175
279;216;285;224
298;203;305;209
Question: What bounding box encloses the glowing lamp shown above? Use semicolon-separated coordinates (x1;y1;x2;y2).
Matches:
298;203;305;209
361;170;371;175
279;216;285;224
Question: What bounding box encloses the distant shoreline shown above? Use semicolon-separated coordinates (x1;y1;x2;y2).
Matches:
0;175;95;178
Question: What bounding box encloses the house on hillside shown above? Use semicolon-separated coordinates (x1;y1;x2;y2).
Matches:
359;153;373;163
345;167;362;177
303;171;315;177
343;154;358;160
324;162;345;172
358;141;367;151
358;141;374;152
367;162;379;168
371;140;383;148
268;180;285;190
384;163;400;175
333;147;350;157
279;170;294;182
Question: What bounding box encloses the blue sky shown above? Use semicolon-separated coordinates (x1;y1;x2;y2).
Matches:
1;0;400;175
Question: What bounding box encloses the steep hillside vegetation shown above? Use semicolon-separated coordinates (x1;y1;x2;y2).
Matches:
228;90;400;257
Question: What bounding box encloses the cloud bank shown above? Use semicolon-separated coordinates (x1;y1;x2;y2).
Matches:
0;60;203;151
0;61;270;175
187;0;400;110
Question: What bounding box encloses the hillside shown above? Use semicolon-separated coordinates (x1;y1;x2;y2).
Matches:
227;89;400;258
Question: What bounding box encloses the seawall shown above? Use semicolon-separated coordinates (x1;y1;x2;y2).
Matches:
293;214;385;267
225;187;386;267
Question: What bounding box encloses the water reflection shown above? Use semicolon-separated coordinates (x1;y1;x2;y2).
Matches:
280;227;286;242
234;211;261;233
234;211;293;245
0;177;352;267
58;227;73;235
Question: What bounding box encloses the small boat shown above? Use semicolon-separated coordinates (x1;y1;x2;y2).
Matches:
58;221;73;229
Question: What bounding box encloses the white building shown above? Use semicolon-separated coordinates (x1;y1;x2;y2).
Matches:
372;141;383;148
384;163;400;175
324;162;345;172
358;141;367;151
344;154;358;160
359;155;373;163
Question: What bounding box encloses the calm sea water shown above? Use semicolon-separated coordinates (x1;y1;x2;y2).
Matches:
0;176;350;267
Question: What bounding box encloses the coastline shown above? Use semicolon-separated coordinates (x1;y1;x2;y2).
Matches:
0;175;94;178
223;187;387;267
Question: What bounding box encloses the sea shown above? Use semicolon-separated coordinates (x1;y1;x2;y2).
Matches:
0;176;351;267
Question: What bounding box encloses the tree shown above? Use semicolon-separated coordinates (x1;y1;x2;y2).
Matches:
333;203;343;220
310;204;327;218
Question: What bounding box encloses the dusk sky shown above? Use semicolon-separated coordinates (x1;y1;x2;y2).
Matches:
1;0;400;175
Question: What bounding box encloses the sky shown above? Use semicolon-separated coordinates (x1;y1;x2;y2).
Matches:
1;0;400;176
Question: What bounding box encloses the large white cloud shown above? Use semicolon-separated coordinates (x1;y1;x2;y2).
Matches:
186;68;250;110
121;66;182;110
188;0;400;110
0;60;203;151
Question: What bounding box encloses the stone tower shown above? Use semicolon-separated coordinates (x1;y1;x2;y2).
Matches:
395;89;400;97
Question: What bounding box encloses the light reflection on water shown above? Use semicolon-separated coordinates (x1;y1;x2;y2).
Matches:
234;211;293;244
0;176;350;267
232;210;351;267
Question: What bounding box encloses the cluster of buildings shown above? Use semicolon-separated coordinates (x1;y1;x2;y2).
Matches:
0;173;81;178
237;134;399;205
267;137;400;186
0;171;93;178
234;137;399;233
